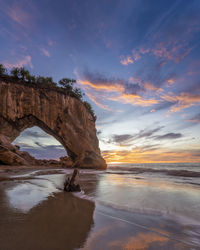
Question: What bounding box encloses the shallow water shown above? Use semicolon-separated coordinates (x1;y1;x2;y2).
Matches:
1;163;200;249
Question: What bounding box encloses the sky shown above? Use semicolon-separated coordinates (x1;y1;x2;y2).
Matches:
0;0;200;163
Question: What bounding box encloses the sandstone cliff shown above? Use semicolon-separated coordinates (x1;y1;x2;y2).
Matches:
0;80;106;169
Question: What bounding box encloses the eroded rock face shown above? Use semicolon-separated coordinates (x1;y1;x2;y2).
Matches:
0;81;106;169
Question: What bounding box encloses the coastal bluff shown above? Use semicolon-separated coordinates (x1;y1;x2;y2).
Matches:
0;80;106;169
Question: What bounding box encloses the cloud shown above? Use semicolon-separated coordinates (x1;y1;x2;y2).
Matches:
4;5;31;27
135;127;163;140
34;142;64;150
78;71;142;94
109;93;160;107
151;42;194;63
3;55;33;69
120;49;141;66
22;130;50;138
187;113;200;124
143;83;163;92
162;92;200;114
112;134;134;143
120;56;134;65
40;48;51;57
154;133;183;140
131;58;177;89
110;134;134;146
84;90;112;111
2;1;36;29
78;70;161;108
150;101;174;112
47;39;54;46
77;70;161;109
106;127;164;147
22;145;66;160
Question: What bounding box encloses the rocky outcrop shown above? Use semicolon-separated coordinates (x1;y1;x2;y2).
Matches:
0;81;106;169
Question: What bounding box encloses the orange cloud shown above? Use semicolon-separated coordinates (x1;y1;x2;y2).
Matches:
165;78;175;87
78;79;125;93
3;55;33;69
109;93;160;107
78;75;160;109
143;83;163;92
85;91;112;111
162;92;200;114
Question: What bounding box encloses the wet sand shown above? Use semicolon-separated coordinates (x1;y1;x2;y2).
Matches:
0;166;199;250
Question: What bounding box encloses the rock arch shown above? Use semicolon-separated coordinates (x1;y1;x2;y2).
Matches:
0;81;106;169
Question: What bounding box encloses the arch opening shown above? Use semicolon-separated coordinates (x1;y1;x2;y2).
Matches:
13;126;67;160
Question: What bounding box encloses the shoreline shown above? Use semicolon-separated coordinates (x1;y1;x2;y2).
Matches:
0;165;199;249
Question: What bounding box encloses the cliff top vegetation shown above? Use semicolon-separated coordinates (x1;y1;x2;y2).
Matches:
0;64;96;120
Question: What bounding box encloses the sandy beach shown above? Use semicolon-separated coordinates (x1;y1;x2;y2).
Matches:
0;164;199;250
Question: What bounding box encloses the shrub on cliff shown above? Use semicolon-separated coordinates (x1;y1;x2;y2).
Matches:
10;67;21;79
73;87;84;100
36;76;57;87
0;64;7;76
83;101;96;120
19;67;30;81
59;78;75;92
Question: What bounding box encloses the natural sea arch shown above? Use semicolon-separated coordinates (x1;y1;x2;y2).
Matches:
0;81;106;169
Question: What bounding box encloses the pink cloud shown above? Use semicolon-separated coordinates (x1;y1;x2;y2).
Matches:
3;55;33;69
140;47;150;54
120;56;134;66
120;49;142;66
47;40;54;47
3;3;34;28
40;48;51;57
162;92;200;114
85;91;112;111
132;49;141;61
143;83;163;92
152;42;194;63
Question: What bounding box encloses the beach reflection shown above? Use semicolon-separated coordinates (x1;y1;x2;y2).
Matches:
96;173;200;225
0;187;95;250
109;232;169;249
6;180;59;212
80;212;187;250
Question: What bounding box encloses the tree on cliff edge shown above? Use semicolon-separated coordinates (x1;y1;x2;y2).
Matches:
59;78;76;92
10;68;21;79
0;64;7;76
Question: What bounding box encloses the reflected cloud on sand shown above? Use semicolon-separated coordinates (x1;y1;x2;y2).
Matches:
0;186;95;250
109;231;169;250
